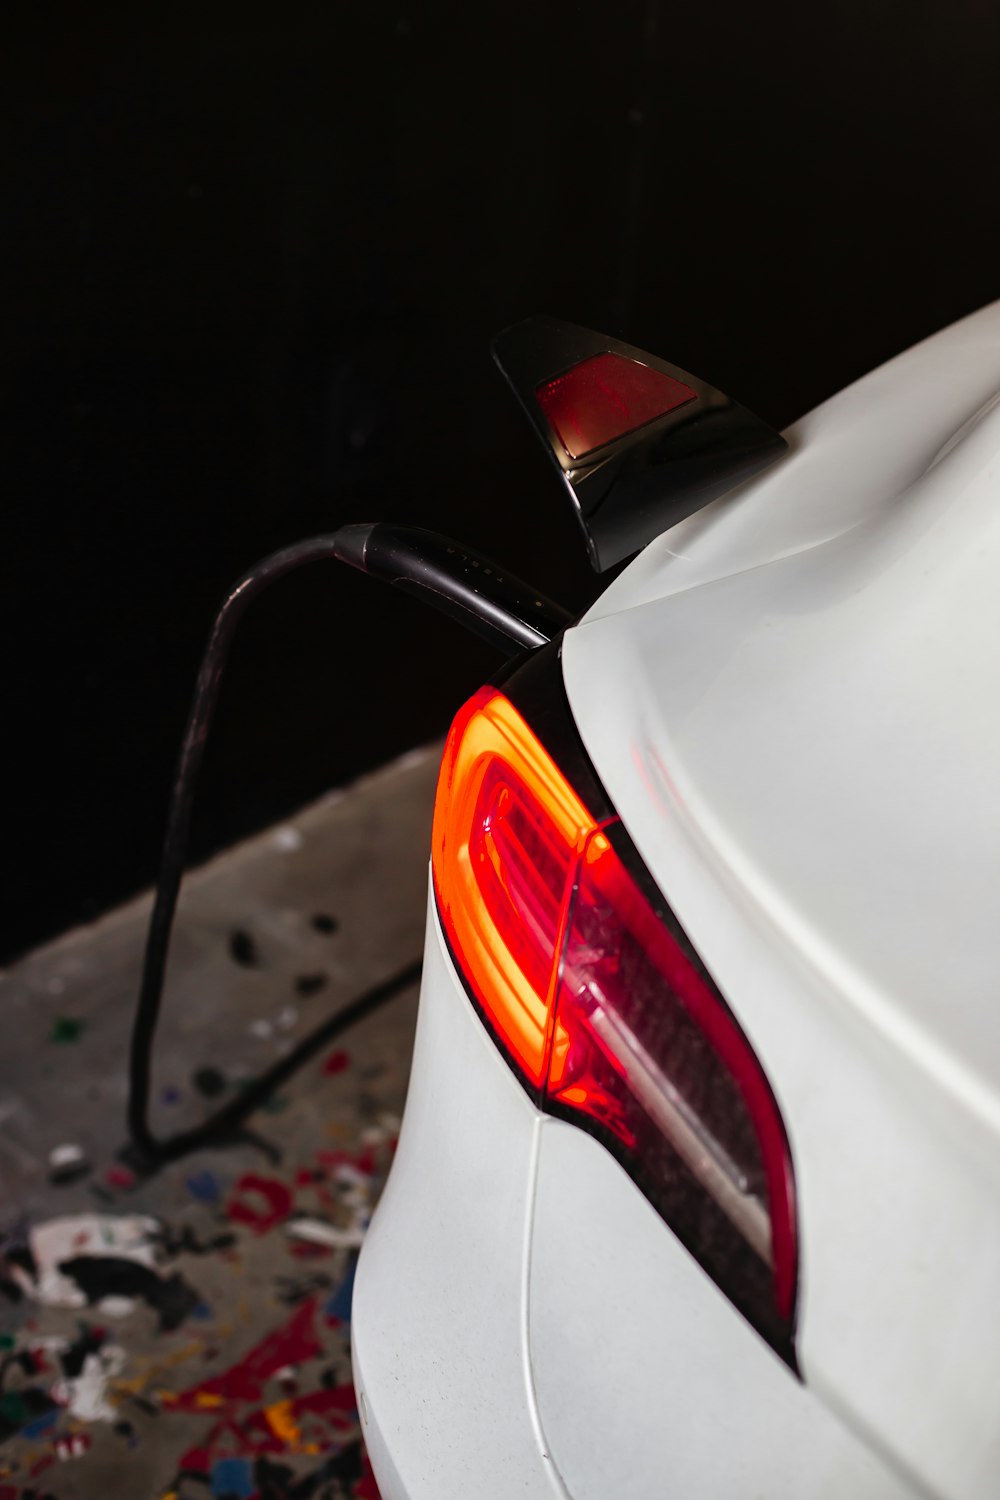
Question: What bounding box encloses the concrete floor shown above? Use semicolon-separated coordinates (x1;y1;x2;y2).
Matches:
0;746;439;1499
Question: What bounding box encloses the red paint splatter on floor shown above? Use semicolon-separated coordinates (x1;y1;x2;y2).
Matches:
174;1387;358;1473
225;1174;294;1234
55;1432;92;1460
163;1298;321;1413
322;1050;350;1076
241;1383;356;1450
287;1240;332;1260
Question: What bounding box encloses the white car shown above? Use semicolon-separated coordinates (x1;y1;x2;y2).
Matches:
351;301;1000;1500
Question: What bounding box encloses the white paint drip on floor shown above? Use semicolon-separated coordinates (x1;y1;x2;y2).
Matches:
48;1143;85;1169
34;1334;130;1425
285;1217;366;1250
13;1213;160;1313
51;1344;129;1423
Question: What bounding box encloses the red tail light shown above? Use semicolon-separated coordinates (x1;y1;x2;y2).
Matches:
432;687;798;1349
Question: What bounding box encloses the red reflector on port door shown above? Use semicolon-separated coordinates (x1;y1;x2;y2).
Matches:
535;352;697;461
432;687;798;1346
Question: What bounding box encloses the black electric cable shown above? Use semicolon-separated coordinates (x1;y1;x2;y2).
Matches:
126;527;567;1167
126;536;421;1166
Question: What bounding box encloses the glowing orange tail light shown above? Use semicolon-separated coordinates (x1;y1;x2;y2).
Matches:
432;685;798;1352
431;687;608;1087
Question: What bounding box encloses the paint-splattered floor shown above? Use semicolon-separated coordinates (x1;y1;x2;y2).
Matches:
0;747;439;1499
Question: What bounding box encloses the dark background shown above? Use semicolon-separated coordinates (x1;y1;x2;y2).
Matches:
4;5;999;961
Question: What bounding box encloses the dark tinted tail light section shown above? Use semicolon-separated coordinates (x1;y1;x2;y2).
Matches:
432;686;798;1358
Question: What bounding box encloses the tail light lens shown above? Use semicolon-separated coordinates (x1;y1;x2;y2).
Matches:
432;688;598;1087
432;687;798;1353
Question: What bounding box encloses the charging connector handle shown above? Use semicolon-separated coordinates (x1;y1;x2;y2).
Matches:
127;524;572;1167
333;523;572;656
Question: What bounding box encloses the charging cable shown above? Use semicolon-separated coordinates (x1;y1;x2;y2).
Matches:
126;526;570;1166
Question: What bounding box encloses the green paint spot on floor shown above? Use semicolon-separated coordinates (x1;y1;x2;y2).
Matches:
0;1391;27;1425
50;1016;85;1043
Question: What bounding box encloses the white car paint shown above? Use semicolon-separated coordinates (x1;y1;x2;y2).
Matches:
355;902;911;1499
352;901;562;1500
355;300;1000;1498
529;1119;913;1500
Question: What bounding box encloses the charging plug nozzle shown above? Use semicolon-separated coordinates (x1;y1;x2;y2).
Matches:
332;522;572;657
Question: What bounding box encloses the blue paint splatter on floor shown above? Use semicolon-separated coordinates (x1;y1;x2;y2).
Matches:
186;1169;222;1204
324;1254;358;1323
211;1454;255;1497
22;1408;59;1439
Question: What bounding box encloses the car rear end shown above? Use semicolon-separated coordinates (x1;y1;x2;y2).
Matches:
354;299;1000;1500
352;641;918;1499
